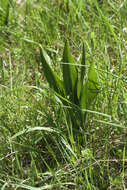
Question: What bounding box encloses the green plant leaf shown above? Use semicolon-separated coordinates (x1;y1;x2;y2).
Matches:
40;47;65;96
80;62;100;111
76;79;81;101
62;40;78;101
76;42;86;101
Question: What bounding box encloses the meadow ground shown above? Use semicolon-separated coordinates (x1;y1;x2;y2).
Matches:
0;0;127;189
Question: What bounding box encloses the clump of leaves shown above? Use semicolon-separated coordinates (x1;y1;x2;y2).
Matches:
40;40;100;134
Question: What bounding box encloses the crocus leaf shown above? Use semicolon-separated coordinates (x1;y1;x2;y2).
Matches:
62;40;78;101
80;62;100;111
76;42;85;101
76;79;81;102
40;47;65;96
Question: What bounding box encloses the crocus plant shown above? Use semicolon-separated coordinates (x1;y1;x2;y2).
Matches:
40;40;100;133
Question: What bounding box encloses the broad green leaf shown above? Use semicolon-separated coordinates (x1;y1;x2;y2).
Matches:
80;62;100;110
62;40;78;100
40;47;65;96
76;79;81;100
76;42;86;101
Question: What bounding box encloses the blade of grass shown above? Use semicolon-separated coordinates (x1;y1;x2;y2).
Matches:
13;183;54;190
94;0;117;42
11;127;58;140
4;0;10;25
80;42;86;87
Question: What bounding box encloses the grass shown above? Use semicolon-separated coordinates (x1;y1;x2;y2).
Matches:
0;0;127;189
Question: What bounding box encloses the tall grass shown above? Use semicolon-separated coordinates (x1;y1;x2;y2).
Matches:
0;0;127;189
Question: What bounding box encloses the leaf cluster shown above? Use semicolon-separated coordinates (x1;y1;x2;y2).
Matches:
40;40;100;132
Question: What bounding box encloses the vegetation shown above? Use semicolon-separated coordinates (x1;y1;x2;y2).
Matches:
40;40;100;138
0;0;127;189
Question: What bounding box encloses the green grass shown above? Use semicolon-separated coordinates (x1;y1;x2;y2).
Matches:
0;0;127;189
